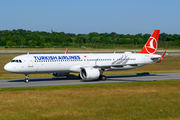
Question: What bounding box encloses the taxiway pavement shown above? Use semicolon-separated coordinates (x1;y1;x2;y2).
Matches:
0;73;179;88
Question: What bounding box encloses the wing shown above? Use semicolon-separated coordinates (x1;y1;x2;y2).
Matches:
93;63;138;69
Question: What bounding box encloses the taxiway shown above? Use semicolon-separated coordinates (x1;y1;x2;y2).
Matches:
0;73;179;88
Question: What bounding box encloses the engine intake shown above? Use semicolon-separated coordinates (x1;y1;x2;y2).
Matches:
80;67;100;80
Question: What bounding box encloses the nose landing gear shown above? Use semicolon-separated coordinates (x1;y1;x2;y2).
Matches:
24;74;29;83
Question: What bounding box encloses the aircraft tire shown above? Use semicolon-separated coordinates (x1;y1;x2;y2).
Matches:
99;75;106;81
101;75;106;81
24;79;29;83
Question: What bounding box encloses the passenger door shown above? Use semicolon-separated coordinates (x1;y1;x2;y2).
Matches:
27;55;33;67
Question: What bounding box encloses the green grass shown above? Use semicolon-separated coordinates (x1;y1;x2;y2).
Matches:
0;47;140;53
1;47;180;53
0;80;180;120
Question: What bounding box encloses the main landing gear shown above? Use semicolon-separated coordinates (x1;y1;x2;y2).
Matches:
99;70;106;81
99;75;106;81
24;74;29;83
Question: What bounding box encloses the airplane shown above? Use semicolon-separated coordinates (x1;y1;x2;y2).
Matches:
4;30;166;83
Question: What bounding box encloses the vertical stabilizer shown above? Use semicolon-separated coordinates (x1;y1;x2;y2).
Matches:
139;30;160;54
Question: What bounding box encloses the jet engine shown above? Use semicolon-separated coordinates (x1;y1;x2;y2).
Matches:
52;72;69;77
80;67;100;80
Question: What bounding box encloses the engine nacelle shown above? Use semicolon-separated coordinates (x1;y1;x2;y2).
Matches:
52;72;69;77
80;67;100;80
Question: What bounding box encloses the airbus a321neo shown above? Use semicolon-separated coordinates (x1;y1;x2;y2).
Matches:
4;30;166;83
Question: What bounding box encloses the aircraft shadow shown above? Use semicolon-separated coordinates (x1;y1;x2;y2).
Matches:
105;74;167;82
8;77;80;82
8;73;167;83
109;73;168;77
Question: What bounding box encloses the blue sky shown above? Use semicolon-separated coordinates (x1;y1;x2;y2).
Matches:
0;0;180;34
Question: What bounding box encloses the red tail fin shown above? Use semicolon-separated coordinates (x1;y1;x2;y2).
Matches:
139;30;160;54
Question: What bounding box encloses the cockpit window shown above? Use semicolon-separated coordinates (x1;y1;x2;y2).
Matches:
11;59;22;63
11;60;15;62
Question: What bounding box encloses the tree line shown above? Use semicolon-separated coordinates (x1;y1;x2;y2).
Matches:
0;29;180;48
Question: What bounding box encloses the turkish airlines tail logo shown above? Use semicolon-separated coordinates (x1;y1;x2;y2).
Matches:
139;30;160;54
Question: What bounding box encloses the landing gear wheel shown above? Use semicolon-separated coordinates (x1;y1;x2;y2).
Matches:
24;78;29;83
24;74;29;83
101;75;106;81
99;75;106;81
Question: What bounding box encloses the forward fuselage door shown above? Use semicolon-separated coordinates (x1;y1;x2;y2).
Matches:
27;55;33;67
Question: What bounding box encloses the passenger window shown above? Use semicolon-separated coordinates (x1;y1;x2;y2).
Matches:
19;60;22;63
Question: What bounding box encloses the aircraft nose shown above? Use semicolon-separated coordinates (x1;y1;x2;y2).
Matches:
4;63;11;72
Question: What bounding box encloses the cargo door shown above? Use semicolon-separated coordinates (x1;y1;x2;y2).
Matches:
142;55;149;63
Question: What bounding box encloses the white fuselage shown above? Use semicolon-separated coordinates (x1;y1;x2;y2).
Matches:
4;53;161;74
